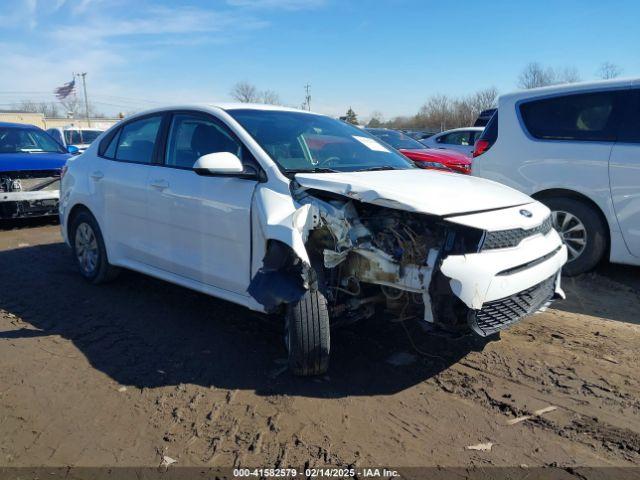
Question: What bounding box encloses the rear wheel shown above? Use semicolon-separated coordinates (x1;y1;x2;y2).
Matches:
70;210;120;284
285;286;330;377
541;197;607;276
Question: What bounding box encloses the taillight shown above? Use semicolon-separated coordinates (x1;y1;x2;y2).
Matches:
473;139;491;158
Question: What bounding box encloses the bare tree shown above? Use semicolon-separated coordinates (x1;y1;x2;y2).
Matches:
59;96;82;117
383;86;499;131
518;62;581;89
518;62;556;89
13;100;61;118
230;81;260;103
367;110;384;127
597;62;622;80
260;90;281;105
230;82;282;105
556;66;581;84
470;86;498;111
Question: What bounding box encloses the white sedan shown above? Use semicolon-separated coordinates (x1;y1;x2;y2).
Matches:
60;104;566;376
421;127;484;156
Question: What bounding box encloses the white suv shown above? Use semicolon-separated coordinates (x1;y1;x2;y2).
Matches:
472;79;640;275
60;104;566;375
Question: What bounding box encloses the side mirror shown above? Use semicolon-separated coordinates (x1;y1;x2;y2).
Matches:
67;145;80;155
193;152;244;176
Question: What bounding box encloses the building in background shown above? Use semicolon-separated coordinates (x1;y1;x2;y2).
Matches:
0;110;120;130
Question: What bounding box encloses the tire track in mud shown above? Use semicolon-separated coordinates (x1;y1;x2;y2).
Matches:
427;317;640;464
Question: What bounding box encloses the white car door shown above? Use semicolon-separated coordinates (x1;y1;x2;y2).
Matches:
145;111;258;294
100;114;163;264
609;91;640;258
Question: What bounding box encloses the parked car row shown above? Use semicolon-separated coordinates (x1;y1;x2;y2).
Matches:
365;128;472;173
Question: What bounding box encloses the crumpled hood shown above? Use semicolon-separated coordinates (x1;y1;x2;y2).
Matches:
295;169;533;216
0;152;71;172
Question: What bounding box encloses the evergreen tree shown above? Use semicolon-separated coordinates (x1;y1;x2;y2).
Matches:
345;107;358;125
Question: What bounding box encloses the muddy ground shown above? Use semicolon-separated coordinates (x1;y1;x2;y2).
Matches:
1;220;639;473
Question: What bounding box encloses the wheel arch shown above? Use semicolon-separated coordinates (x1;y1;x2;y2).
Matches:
66;203;96;240
532;188;611;254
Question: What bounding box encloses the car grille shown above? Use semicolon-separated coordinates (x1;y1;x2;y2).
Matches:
482;216;553;251
468;275;556;336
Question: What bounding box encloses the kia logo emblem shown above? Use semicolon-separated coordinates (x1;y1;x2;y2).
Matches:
519;209;533;218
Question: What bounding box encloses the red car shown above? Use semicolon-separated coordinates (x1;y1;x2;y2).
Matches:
366;128;472;174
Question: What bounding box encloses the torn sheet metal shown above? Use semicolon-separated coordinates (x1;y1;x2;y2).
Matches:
247;240;310;312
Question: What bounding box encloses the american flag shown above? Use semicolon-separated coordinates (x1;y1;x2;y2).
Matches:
54;79;76;100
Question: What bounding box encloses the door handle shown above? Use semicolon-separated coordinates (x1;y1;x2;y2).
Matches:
150;179;169;190
90;171;104;181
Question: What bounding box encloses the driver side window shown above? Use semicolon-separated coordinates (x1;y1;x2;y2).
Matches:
165;114;242;169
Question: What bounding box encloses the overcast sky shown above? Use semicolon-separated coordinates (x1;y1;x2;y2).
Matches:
1;0;638;119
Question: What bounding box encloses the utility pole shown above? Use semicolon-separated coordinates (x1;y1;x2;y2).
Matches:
304;83;311;111
75;72;90;127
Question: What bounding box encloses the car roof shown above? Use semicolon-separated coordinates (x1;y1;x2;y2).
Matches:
0;121;40;129
436;127;484;134
500;77;640;103
60;127;104;131
119;103;322;123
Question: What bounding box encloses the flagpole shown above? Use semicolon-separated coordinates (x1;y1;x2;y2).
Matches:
75;72;90;127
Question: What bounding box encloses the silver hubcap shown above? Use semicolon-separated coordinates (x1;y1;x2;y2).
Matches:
75;222;99;275
551;210;587;262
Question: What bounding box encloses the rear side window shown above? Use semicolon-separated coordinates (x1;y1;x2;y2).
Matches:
47;129;64;145
519;91;620;142
479;111;498;144
114;115;162;164
438;131;473;146
616;89;640;143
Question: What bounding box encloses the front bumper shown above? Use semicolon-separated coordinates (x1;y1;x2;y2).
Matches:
467;271;561;336
437;221;567;336
0;190;60;219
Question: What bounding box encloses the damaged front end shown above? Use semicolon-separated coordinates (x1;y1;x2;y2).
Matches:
248;181;514;336
0;170;61;219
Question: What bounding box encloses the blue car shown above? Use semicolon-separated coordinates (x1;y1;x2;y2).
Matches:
0;122;74;219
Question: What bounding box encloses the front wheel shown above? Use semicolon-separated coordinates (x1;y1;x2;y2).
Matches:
285;288;330;376
542;197;607;276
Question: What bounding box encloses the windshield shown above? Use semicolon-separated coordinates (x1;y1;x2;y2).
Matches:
366;129;427;150
0;127;66;154
228;110;414;173
64;130;102;145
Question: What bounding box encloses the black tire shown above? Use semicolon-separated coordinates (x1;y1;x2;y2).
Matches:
285;287;330;376
70;210;120;284
541;197;607;276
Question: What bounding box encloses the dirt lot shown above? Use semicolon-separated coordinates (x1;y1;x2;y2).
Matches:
1;221;639;472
